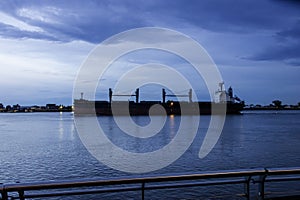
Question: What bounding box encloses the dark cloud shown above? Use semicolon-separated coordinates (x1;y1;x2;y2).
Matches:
273;0;300;7
0;0;148;43
148;0;299;33
277;20;300;40
1;0;299;66
248;19;300;66
0;0;299;105
0;0;298;43
248;43;300;66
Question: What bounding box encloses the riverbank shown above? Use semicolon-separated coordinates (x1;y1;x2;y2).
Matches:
0;103;72;113
243;107;300;111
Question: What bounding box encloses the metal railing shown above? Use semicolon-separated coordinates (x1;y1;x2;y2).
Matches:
1;167;300;200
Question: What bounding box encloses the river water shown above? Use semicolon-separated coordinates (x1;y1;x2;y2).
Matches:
0;110;299;199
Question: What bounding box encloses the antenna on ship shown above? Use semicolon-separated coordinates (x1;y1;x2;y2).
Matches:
215;82;226;103
109;88;113;103
162;89;166;103
189;89;192;103
219;82;225;91
80;92;84;100
135;88;139;103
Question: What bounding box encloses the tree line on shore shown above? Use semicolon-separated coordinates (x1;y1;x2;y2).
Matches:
0;103;72;113
245;100;300;110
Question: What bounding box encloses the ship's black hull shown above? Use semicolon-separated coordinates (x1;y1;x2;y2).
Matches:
74;100;244;115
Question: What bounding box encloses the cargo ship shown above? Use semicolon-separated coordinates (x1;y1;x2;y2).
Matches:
74;83;244;115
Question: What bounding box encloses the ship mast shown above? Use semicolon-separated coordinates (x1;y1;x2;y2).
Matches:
215;82;226;103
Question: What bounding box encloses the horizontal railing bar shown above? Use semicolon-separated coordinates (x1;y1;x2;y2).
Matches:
2;167;300;200
2;169;267;192
10;179;247;199
267;168;300;175
19;186;142;199
145;179;247;190
266;176;300;182
265;195;300;200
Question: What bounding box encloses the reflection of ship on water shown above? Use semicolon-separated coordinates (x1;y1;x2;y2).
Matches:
74;83;244;115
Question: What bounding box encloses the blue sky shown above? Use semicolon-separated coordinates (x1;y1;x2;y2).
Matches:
0;0;299;105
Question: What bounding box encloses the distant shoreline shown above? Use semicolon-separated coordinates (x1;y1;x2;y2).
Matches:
0;109;73;113
0;103;72;113
243;107;300;111
1;107;300;113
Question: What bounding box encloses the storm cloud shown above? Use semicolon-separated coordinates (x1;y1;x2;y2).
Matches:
0;0;299;105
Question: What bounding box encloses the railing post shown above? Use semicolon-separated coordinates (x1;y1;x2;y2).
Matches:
244;176;252;200
1;191;8;200
18;189;25;200
1;183;8;200
141;182;145;200
1;192;8;200
0;168;298;199
257;169;268;200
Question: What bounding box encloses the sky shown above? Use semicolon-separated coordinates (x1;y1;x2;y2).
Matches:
0;0;299;106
